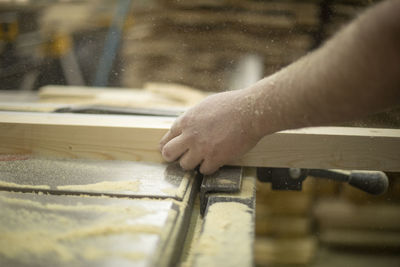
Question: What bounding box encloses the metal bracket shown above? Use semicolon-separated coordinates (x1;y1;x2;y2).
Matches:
199;166;243;216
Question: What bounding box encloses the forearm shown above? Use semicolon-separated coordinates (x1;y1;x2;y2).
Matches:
250;0;400;135
159;0;400;174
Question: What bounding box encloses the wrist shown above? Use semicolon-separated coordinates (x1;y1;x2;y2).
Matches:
244;75;288;138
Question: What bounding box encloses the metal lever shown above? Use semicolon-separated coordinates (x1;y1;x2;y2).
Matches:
257;168;389;195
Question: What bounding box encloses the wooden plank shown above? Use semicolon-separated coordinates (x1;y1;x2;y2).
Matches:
314;200;400;231
254;237;317;265
319;229;400;248
38;85;207;108
1;112;400;171
233;127;400;171
0;112;172;163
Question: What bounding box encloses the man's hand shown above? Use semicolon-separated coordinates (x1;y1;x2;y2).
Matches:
160;0;400;175
159;89;263;175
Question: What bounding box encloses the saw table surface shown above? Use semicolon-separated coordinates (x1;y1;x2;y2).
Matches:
0;191;175;267
0;158;191;199
0;157;196;267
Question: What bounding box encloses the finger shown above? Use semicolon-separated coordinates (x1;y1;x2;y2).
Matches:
161;135;188;162
179;150;203;171
159;121;182;151
199;159;222;175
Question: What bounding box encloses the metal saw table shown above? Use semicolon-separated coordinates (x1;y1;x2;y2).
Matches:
0;156;256;267
0;89;256;267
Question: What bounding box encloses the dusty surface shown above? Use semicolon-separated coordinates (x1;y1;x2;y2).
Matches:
0;191;175;267
0;180;50;190
57;180;140;192
0;158;189;198
192;201;253;267
179;197;203;267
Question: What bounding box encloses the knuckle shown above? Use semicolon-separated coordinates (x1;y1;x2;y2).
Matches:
179;112;194;127
179;115;189;126
170;123;180;134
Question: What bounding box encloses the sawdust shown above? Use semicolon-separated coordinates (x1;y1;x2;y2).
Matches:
0;231;75;262
175;174;190;198
161;172;190;198
183;168;256;267
218;178;235;185
180;198;204;267
0;157;186;197
59;224;161;240
0;180;50;190
0;193;164;264
0;230;149;263
161;187;177;195
57;180;140;192
80;247;146;262
0;194;148;215
193;202;253;267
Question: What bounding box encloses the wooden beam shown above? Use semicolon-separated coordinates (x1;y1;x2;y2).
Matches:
232;127;400;171
0;112;172;163
1;112;400;171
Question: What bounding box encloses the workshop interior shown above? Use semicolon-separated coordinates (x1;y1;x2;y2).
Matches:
1;0;400;267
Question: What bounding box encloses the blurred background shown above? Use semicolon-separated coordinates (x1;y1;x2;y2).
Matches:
1;0;400;266
0;0;382;91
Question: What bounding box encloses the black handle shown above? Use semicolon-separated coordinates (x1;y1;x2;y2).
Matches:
348;171;389;195
258;168;389;195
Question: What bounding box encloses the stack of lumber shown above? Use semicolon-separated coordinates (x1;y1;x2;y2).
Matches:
36;83;209;109
255;170;400;266
254;178;317;265
121;0;318;92
313;173;400;250
316;172;400;246
323;0;381;39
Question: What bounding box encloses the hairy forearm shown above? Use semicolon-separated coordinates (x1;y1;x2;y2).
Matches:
250;0;400;135
159;0;400;174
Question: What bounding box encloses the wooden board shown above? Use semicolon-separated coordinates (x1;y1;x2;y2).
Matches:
38;85;197;108
314;200;400;231
233;127;400;171
254;237;317;265
319;229;400;248
1;112;400;171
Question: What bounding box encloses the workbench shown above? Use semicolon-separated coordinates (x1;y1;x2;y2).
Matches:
1;86;400;267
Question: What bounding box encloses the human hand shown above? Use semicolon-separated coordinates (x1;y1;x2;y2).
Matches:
159;89;264;174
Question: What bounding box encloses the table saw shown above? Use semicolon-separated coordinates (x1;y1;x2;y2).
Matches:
0;87;257;267
0;86;398;267
0;157;256;267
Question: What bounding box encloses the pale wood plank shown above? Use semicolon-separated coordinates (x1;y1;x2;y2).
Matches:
1;112;400;171
233;127;400;171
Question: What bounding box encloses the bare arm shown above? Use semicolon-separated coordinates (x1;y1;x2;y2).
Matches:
252;0;400;134
160;0;400;174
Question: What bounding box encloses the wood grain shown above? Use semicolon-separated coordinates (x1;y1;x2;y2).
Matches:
1;112;400;171
233;127;400;171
